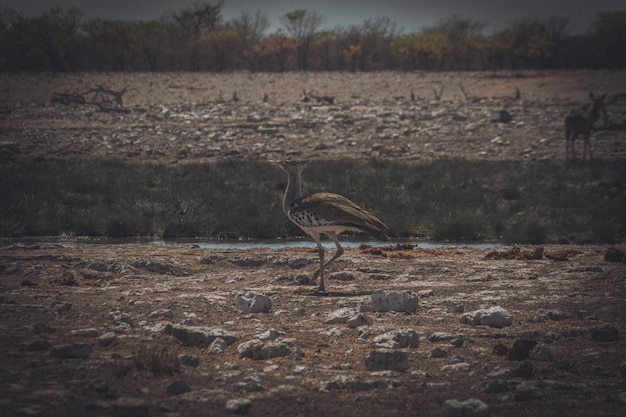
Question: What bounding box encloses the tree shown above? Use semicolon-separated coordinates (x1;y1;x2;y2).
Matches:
279;9;322;71
392;31;447;70
505;16;568;68
230;10;270;71
171;1;223;38
592;11;626;68
432;16;485;70
261;32;297;72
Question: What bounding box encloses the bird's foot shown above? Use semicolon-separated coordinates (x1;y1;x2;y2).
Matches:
315;286;328;296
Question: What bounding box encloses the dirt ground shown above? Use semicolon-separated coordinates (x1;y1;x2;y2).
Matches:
0;71;626;416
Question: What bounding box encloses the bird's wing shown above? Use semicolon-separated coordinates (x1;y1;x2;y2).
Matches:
292;192;388;233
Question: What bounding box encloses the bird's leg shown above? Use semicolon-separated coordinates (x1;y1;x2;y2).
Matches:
313;232;344;279
310;233;327;293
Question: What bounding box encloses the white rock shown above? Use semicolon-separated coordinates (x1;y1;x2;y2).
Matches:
325;307;358;324
347;313;373;328
460;306;512;328
373;329;419;349
234;292;272;313
443;398;489;417
371;291;418;312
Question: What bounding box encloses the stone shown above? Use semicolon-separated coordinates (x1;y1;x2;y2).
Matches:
32;322;55;334
69;328;99;338
529;343;554;362
591;323;620;342
16;405;46;416
443;398;489;417
508;339;538;361
324;307;358;324
148;309;174;319
166;380;191;396
255;328;283;341
234;292;272;313
110;397;149;417
364;350;409;372
329;271;356;281
447;304;464;314
179;354;200;367
441;362;471;372
26;340;50;351
206;337;228;354
165;324;237;347
371;290;418;312
237;339;293;360
225;398;252;414
373;329;419;349
450;337;465;348
98;332;117;347
50;343;92;359
347;313;373;328
460;306;512;328
429;347;448;358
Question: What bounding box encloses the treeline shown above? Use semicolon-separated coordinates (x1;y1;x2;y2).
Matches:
1;3;625;72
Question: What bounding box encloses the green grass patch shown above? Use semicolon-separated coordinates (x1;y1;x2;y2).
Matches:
1;158;624;244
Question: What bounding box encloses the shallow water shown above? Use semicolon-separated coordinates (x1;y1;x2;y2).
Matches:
3;237;503;250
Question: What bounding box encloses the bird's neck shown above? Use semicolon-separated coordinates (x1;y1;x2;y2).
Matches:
283;170;302;215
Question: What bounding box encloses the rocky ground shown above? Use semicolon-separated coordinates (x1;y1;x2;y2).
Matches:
1;71;625;163
0;243;625;416
0;71;626;416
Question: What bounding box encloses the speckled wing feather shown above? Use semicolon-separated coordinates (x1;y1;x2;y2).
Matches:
289;192;388;240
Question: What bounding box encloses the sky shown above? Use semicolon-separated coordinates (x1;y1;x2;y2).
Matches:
1;0;624;33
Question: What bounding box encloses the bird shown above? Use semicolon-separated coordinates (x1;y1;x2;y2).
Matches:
272;159;388;294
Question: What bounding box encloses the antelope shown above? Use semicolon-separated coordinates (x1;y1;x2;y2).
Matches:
565;93;608;160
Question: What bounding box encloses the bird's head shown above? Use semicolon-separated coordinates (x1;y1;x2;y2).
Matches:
269;159;309;174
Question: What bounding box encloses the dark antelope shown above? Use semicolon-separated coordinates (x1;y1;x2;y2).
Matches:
272;160;388;294
565;93;608;160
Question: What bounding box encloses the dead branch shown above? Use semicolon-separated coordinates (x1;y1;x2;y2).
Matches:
51;92;85;105
51;85;128;112
301;89;335;104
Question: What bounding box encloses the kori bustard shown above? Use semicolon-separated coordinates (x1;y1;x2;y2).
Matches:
273;160;388;294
